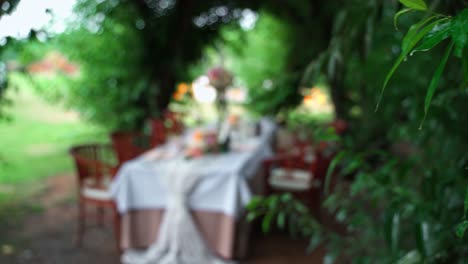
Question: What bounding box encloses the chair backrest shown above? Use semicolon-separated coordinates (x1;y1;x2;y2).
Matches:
150;118;166;147
330;119;348;135
69;144;118;188
164;110;184;135
150;111;184;148
110;132;149;164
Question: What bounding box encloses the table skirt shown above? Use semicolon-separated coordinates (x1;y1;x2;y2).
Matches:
118;154;266;260
120;209;252;260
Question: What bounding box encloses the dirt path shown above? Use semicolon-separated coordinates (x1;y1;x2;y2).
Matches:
0;174;325;264
0;174;119;264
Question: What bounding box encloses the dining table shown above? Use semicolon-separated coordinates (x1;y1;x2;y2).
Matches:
110;119;276;263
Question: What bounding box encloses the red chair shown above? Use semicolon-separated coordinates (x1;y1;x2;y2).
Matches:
69;144;121;251
150;118;166;147
262;149;321;217
150;110;184;148
164;110;184;135
110;131;150;164
330;119;348;135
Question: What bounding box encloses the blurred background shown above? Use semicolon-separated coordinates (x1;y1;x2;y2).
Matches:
0;0;467;263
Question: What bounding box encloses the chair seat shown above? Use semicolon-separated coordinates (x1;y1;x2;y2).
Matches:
82;178;113;201
269;168;313;191
82;187;113;201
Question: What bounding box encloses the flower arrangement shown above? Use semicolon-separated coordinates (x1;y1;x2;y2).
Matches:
206;66;234;145
184;129;219;158
207;66;233;92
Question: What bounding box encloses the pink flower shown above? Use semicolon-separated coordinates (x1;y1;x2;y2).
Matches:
207;66;233;90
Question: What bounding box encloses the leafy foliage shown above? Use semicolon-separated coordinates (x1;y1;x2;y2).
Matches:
220;12;300;115
56;0;148;131
247;0;468;263
378;1;468;126
247;193;327;252
0;0;20;16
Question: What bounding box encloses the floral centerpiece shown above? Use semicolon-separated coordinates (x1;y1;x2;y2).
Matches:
207;66;233;93
207;66;234;151
207;66;233;119
184;129;218;158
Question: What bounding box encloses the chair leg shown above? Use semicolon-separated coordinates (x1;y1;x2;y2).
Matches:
97;206;105;227
113;207;122;254
77;200;86;247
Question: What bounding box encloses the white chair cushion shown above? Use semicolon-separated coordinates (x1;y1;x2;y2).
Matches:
269;168;313;191
82;187;113;201
81;177;113;200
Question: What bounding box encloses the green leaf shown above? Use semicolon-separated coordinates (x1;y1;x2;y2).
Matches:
268;195;280;210
399;0;427;11
415;222;429;258
306;235;322;253
343;158;362;175
384;211;400;253
402;16;440;53
464;188;468;218
394;8;414;30
419;41;454;128
450;9;468;57
288;215;298;237
377;17;443;111
324;253;337;264
262;211;274;233
247;212;258;222
294;200;308;213
324;151;347;195
462;47;468;88
277;212;286;229
413;20;452;53
280;193;292;202
391;213;400;252
246;196;262;210
396;250;422;264
456;220;468;238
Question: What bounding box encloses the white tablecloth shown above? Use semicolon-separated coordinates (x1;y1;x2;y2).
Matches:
110;119;276;218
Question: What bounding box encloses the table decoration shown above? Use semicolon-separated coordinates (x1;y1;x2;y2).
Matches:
207;66;234;150
184;129;218;158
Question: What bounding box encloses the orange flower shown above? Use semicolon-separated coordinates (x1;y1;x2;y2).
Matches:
228;115;239;125
173;83;191;101
177;83;189;95
303;94;314;106
193;130;204;142
173;91;184;101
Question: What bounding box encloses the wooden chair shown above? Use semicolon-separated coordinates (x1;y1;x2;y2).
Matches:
111;131;150;164
69;144;121;251
164;110;184;135
262;149;321;217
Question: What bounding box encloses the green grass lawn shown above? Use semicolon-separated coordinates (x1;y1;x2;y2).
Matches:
0;74;109;197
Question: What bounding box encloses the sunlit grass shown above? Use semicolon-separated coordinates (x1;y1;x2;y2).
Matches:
0;74;109;185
